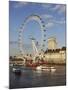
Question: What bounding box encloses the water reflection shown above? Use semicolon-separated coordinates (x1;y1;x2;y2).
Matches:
10;65;66;89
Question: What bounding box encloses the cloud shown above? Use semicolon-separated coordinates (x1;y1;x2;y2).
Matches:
51;18;66;25
41;14;53;19
52;5;61;10
13;2;29;8
41;13;65;29
55;20;65;24
51;4;66;14
45;22;54;28
41;4;52;8
44;17;65;29
58;5;66;14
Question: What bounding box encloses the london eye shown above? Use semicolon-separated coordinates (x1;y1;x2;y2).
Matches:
18;15;46;58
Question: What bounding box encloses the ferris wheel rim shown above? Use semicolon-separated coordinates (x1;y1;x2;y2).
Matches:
18;14;46;55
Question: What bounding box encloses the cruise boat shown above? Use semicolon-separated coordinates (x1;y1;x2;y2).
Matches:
36;65;56;72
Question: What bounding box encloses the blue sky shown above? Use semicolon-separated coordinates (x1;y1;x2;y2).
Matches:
9;1;66;56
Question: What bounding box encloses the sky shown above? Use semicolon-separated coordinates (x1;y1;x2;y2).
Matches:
9;1;66;56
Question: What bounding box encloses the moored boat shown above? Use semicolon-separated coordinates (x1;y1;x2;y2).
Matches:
12;68;21;75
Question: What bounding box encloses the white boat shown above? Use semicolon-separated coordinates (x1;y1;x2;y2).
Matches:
12;68;21;75
36;66;56;72
50;67;56;72
12;68;16;72
10;64;13;67
36;66;42;70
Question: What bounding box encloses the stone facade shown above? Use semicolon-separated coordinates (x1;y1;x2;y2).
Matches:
44;49;66;64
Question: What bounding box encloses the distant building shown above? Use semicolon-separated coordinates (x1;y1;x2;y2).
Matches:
44;47;66;64
48;37;57;50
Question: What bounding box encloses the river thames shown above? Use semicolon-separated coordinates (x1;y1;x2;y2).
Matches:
9;65;66;89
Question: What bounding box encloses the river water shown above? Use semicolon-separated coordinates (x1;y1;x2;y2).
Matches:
9;65;66;89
